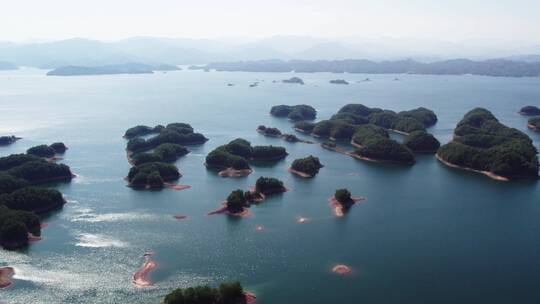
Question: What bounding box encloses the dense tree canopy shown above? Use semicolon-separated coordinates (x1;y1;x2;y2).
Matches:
163;281;246;304
519;105;540;116
335;188;354;208
294;121;316;133
126;123;207;153
438;108;539;178
206;139;287;171
0;187;64;213
0;136;19;146
255;177;285;194
528;117;540;130
404;131;441;153
270;104;316;121
291;155;323;176
354;138;415;164
226;190;249;213
27;145;55;158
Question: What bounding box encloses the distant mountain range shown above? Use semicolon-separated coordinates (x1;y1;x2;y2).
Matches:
203;59;540;77
1;36;540;69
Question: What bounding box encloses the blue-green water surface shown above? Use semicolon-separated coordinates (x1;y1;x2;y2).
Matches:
0;68;539;303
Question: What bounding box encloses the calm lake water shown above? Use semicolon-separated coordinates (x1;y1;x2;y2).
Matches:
0;68;539;304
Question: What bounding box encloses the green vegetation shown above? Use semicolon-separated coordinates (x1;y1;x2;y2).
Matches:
255;177;286;194
0;187;64;213
270;104;316;121
226;190;249;213
528;117;540;130
438;108;539;179
398;107;438;127
163;281;247;304
282;134;299;142
27;145;55;158
294;121;316;133
50;142;67;153
0;136;19;146
0;148;73;249
27;142;68;157
205;139;287;170
125;123;207;153
257;125;282;136
127;162;180;188
335;188;354;208
351;124;389;145
131;143;189;165
291;155;323;176
520;105;540;116
404;131;441;153
354;138;415;164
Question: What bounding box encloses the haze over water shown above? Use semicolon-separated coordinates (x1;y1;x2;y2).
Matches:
0;68;539;303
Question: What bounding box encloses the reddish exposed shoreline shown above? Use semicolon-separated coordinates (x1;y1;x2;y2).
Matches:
288;167;313;178
332;264;353;276
436;154;509;181
218;167;253;177
0;267;15;289
527;124;539;132
329;197;366;217
133;253;158;287
207;202;252;217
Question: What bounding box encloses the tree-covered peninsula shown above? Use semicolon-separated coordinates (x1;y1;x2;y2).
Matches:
437;108;539;180
205;139;288;176
0;149;73;249
46;63;180;76
270;104;317;121
163;281;252;304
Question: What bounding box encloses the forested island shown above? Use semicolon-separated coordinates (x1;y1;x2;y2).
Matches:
288;103;439;164
0;136;20;146
0;149;73;249
329;188;364;217
437;108;539;180
270;104;317;121
205;139;287;177
528;117;540;131
254;176;287;195
126;123;207;153
124;122;202;189
519;105;540;116
163;281;254;304
289;155;323;178
203;59;540;77
329;79;349;85
47;63;180;76
282;77;304;84
256;126;312;143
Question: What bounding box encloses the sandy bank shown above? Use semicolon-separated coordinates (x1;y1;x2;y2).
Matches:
332;264;352;276
0;267;15;288
288;167;313;178
218;167;253;177
164;183;191;191
173;215;187;220
436;154;509;181
329;197;366;217
28;232;43;242
528;124;539;132
207;202;252;217
245;292;257;304
133;253;158;287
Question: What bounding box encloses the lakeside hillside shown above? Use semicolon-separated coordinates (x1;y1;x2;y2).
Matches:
204;59;540;77
46;63;179;76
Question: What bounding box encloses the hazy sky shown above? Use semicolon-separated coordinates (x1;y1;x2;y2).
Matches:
2;0;540;43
